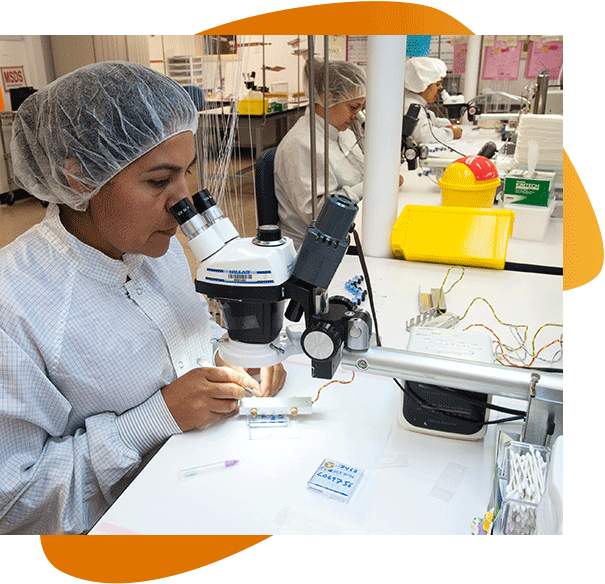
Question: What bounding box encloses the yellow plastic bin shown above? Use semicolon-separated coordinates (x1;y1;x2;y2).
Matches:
438;156;501;208
391;205;515;269
237;98;269;115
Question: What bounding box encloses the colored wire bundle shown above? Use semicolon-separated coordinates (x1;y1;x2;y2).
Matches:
312;371;356;403
351;247;528;427
436;266;563;368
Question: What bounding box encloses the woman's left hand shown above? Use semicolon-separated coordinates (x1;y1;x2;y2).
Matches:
215;353;287;397
247;363;287;397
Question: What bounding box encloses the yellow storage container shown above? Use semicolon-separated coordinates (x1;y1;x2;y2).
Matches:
438;155;501;208
391;205;515;269
237;98;269;115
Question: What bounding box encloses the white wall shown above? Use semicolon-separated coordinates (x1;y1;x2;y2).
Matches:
240;35;307;97
1;34;311;109
148;35;340;100
149;35;310;99
0;35;53;110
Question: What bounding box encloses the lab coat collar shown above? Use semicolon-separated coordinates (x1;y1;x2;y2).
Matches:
405;89;428;107
40;203;144;285
304;107;341;141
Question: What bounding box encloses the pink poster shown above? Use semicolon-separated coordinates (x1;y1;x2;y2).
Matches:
453;43;467;75
525;41;563;79
482;40;523;80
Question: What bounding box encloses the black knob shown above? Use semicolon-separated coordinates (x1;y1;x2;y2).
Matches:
256;225;282;242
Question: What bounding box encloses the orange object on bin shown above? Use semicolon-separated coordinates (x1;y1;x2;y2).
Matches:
438;156;501;208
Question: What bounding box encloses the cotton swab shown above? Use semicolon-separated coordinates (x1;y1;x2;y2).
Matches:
179;459;239;480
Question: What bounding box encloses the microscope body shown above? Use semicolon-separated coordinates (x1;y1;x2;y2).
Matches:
171;190;563;442
171;190;366;376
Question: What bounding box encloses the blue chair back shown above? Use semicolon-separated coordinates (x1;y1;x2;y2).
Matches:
183;85;206;111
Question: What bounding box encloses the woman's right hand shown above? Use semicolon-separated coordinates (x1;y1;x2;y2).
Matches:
448;125;463;139
161;366;261;432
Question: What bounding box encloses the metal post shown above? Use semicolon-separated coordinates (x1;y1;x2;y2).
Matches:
362;35;406;257
262;35;267;125
307;35;318;221
533;70;550;114
324;35;330;204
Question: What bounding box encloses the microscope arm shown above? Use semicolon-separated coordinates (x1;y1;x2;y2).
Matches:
340;345;563;445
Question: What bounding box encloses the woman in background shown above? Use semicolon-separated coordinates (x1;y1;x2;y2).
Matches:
404;57;463;144
274;59;367;249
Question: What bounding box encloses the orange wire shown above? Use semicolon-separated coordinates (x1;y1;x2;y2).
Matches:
464;323;562;368
312;371;356;403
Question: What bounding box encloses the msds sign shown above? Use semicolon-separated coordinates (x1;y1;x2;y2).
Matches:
1;66;27;92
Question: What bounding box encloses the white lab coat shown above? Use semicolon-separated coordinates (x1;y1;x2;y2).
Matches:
0;204;223;534
274;108;364;249
404;90;454;145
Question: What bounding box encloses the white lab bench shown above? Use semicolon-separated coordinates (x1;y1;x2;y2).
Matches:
356;126;563;272
89;255;562;535
383;170;563;270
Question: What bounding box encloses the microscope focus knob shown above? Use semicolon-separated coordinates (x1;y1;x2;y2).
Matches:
301;321;340;361
253;225;285;246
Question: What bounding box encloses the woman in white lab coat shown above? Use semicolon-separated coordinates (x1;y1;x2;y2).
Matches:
274;59;367;249
0;61;285;534
404;57;462;144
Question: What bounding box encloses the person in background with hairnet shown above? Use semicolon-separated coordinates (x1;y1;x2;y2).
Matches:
274;59;402;249
0;61;286;535
404;57;463;144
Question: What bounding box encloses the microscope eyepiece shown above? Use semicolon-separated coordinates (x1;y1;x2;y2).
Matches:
170;198;197;225
169;197;206;240
192;189;216;213
191;189;225;227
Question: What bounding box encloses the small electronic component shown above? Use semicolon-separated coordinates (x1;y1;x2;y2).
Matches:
345;275;367;306
418;287;447;314
406;308;458;331
307;458;363;502
408;286;455;331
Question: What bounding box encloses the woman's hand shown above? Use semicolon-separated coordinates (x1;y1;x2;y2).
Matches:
161;365;260;432
448;125;463;139
248;363;287;397
215;353;287;397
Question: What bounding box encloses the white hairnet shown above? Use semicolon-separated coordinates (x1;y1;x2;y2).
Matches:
304;59;366;107
11;61;199;211
404;57;448;94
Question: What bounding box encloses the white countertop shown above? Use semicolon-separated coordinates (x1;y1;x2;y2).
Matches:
89;255;562;535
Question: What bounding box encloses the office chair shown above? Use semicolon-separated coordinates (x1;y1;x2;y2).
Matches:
254;147;280;226
182;85;206;111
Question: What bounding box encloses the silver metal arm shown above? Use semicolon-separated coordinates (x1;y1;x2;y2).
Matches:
341;346;563;445
341;346;562;399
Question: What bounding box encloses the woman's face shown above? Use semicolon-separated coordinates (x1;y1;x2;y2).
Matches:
324;96;365;132
420;78;443;104
62;132;196;260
